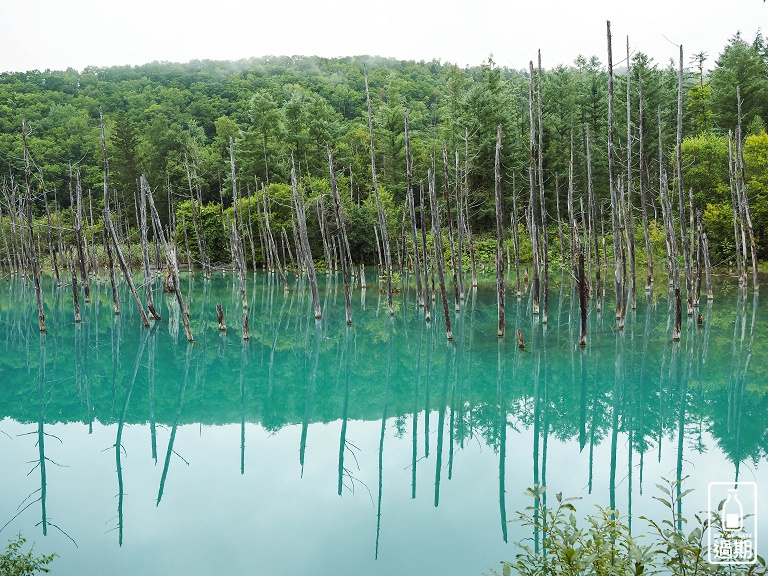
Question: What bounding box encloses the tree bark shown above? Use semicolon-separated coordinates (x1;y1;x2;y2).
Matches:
428;169;452;340
364;64;394;315
625;37;637;310
70;249;81;323
528;61;540;316
328;147;352;325
43;188;60;286
21;121;45;332
676;45;693;315
144;176;193;342
72;168;90;303
420;181;431;321
216;302;226;331
442;142;460;312
537;51;549;324
140;174;162;320
736;86;759;292
607;21;624;326
638;71;653;291
101;111;149;328
728;131;744;284
512;174;521;298
455;149;465;300
586;125;601;312
229;137;248;312
404;110;423;308
291;155;321;319
494;125;505;338
103;222;120;315
579;247;587;347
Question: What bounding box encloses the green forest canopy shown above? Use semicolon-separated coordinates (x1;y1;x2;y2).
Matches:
1;31;767;266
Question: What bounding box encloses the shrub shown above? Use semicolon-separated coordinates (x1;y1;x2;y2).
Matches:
490;478;765;576
0;535;55;576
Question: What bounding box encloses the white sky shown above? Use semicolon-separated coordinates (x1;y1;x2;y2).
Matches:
0;0;764;74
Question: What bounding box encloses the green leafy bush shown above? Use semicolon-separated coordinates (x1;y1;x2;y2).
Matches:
490;478;766;576
0;535;55;576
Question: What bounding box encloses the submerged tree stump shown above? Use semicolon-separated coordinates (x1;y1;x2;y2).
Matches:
164;267;174;293
216;303;226;331
242;313;250;341
70;250;81;324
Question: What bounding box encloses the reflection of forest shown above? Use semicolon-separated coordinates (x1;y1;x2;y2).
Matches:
1;274;765;477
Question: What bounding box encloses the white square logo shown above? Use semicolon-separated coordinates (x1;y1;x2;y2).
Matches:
707;482;758;565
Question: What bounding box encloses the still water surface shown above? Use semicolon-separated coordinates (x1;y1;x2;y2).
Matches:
0;271;765;575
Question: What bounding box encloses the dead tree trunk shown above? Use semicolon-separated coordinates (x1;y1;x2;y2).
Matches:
625;37;637;310
43;189;60;286
291;156;322;319
103;222;120;315
578;247;587;347
428;169;452;340
512;174;521;298
528;61;540;316
455;149;465;300
364;64;394;315
216;302;226;331
0;202;11;275
420;181;431;321
464;129;478;288
182;216;193;273
262;184;290;290
701;218;714;301
246;185;259;272
328;147;352;325
728;131;744;284
442;142;460;312
229;137;248;312
87;189;98;275
661;169;682;341
586;126;601;311
676;45;693;315
494;126;505;338
694;207;702;307
607;21;624;326
70;250;81;323
144;176;193;342
567;135;577;275
140;177;162;320
736;86;759;292
5;183;24;275
72;168;90;303
537;50;549;324
21;121;45;332
638;71;653;291
101;111;149;327
316;194;333;272
404;109;423;308
281;227;297;277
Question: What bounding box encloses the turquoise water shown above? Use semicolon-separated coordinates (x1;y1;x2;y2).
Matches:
0;270;765;575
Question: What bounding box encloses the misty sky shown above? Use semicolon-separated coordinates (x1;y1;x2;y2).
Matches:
0;0;764;73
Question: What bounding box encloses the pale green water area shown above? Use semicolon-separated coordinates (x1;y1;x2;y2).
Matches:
0;270;765;575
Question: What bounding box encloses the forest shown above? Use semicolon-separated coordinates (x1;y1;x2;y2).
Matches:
0;29;766;318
